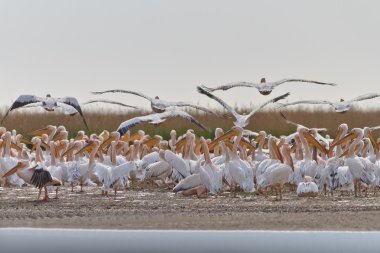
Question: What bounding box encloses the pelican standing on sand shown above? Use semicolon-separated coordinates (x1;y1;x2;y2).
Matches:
203;78;336;95
1;94;89;129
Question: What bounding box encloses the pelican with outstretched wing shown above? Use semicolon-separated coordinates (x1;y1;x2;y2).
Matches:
92;89;225;117
1;94;89;129
197;85;289;128
203;78;336;95
277;93;380;113
116;109;209;136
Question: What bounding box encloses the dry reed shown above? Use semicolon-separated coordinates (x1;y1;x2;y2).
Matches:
0;106;379;140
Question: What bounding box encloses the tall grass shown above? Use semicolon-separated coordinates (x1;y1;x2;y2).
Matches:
1;106;379;139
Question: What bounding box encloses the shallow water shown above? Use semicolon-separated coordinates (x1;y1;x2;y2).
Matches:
1;228;380;253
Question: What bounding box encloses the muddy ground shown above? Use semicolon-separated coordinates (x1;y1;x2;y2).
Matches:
1;185;380;230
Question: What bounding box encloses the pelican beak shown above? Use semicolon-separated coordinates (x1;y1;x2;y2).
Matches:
240;138;255;151
62;145;77;157
174;137;187;152
254;134;264;144
99;135;116;150
330;128;345;147
208;128;239;151
143;138;158;148
130;132;143;142
30;144;36;153
28;127;50;136
74;133;83;141
40;141;50;150
224;140;234;150
53;133;64;142
273;140;283;163
19;136;33;145
10;142;22;151
339;149;349;158
331;131;358;147
368;131;379;154
2;162;27;178
303;131;328;154
120;132;130;142
99;131;109;140
75;141;95;155
285;146;294;171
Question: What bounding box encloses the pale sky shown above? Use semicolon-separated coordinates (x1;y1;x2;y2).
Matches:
0;0;379;111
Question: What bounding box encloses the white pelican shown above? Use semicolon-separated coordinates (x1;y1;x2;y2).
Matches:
297;176;318;197
278;93;380;113
203;78;336;95
92;89;224;117
197;85;289;128
257;144;294;200
3;162;62;200
333;128;370;197
1;94;89;129
116;110;208;136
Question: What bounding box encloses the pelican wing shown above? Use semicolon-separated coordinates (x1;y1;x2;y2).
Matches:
111;161;136;184
163;101;224;118
1;95;41;123
160;110;209;131
272;79;337;87
246;92;290;119
197;85;240;120
117;116;148;136
92;89;153;102
30;167;53;189
57;97;89;130
349;93;380;103
277;100;333;108
173;174;201;192
164;150;190;179
82;99;139;109
202;82;259;92
57;102;79;115
93;162;111;183
280;112;327;132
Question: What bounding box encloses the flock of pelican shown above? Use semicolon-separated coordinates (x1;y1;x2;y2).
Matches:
1;77;380;201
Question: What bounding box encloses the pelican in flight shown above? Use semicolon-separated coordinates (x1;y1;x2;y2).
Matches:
1;94;89;129
277;93;380;113
203;78;336;95
197;85;289;128
92;89;224;117
116;110;208;136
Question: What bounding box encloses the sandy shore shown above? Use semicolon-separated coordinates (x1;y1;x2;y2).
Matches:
1;185;380;230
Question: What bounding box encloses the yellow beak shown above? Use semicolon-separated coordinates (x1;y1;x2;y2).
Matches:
28;127;51;136
208;128;239;151
303;131;328;154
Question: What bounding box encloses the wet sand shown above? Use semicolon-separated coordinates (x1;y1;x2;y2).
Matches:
1;185;380;230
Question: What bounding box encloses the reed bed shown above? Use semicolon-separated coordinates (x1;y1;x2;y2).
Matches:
0;106;379;140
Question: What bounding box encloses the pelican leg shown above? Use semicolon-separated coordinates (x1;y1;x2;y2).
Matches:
80;184;84;192
279;184;283;200
54;187;59;199
114;189;117;200
323;184;327;196
43;186;49;201
37;188;42;200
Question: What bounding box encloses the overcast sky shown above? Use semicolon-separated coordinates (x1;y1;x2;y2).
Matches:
0;0;379;111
